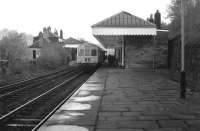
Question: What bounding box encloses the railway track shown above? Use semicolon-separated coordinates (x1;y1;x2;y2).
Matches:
0;67;75;93
0;65;98;131
0;66;78;98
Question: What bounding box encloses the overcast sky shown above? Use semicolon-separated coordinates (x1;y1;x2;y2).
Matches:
0;0;171;44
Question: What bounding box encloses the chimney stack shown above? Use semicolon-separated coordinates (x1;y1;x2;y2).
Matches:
148;14;154;23
60;29;63;39
154;10;161;29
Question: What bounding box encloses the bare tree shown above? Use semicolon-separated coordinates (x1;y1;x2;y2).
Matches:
168;0;200;43
0;31;27;74
37;41;70;69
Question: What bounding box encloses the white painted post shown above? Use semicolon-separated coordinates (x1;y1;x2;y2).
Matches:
153;36;157;72
181;0;185;73
180;0;186;99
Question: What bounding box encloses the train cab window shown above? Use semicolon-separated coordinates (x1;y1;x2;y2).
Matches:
85;49;90;56
79;49;84;56
91;49;97;56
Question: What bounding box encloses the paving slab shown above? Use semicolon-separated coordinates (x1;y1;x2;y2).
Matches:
38;68;107;131
39;67;200;131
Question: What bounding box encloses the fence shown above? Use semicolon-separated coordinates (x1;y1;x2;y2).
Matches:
168;36;200;90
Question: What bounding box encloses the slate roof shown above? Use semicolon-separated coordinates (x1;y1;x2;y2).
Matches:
63;37;82;44
29;42;42;48
33;36;40;42
29;38;49;48
92;11;156;28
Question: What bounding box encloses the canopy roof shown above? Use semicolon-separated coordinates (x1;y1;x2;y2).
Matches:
92;11;155;28
63;37;83;48
63;37;82;44
92;11;156;36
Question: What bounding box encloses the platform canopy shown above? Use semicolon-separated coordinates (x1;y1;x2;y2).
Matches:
63;37;82;48
92;11;157;36
92;11;157;48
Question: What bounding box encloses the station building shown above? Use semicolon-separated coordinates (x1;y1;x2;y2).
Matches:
63;37;83;61
92;11;168;68
29;26;64;60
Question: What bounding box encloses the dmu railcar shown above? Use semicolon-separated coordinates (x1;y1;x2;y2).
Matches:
77;43;105;65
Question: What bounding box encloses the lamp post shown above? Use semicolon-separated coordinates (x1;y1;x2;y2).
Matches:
180;0;186;99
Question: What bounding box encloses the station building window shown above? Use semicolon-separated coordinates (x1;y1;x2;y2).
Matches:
79;49;84;56
91;49;97;56
85;49;90;56
33;50;36;59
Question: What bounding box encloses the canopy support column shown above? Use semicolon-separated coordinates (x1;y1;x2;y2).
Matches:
122;36;125;68
153;36;157;71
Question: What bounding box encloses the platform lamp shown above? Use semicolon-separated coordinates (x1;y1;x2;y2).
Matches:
180;0;186;99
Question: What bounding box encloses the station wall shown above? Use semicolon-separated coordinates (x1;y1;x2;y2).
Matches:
124;36;168;68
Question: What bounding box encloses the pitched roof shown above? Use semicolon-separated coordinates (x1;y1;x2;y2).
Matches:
29;38;49;48
63;37;82;44
92;11;156;28
29;42;42;48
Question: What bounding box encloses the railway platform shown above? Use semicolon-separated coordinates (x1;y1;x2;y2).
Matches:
38;67;200;131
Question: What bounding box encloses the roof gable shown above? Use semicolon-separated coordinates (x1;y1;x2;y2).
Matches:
92;11;156;28
64;37;82;44
79;42;104;50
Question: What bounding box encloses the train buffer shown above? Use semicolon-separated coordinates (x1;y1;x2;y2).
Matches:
38;67;200;131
